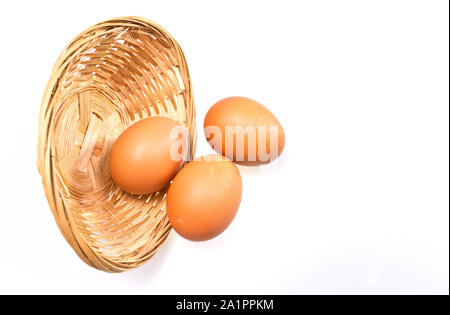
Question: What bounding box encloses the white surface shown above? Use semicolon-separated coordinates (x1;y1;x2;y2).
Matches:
0;0;448;295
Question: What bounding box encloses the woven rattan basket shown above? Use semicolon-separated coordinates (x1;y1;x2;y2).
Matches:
37;17;196;272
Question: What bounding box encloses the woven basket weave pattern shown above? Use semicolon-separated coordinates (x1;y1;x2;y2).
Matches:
37;17;196;272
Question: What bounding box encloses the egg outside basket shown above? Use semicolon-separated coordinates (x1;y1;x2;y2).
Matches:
37;17;196;272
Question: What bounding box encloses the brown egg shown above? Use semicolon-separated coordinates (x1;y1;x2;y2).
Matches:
109;116;188;195
167;154;242;241
204;96;285;166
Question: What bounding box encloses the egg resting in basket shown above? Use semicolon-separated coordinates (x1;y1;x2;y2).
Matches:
37;17;196;272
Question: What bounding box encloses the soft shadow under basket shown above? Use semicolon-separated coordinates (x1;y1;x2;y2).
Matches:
37;17;196;272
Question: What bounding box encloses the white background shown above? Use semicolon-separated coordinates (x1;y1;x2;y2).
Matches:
0;0;448;295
